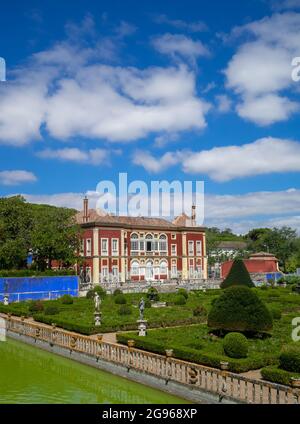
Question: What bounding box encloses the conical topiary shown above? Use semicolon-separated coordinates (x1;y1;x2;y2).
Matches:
208;286;273;334
221;258;254;289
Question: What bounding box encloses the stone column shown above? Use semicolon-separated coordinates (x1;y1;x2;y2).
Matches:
202;232;208;280
92;228;100;286
120;230;126;283
182;232;188;280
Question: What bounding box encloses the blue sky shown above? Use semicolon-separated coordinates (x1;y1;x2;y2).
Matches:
0;0;300;233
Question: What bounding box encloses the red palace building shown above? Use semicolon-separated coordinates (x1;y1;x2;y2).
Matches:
76;198;207;286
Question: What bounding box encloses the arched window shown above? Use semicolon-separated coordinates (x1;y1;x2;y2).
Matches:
130;260;139;276
145;234;153;252
130;233;139;251
160;260;168;275
146;260;154;279
159;234;167;252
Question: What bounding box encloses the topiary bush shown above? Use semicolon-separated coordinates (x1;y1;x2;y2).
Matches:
177;288;188;299
44;305;59;316
118;305;132;315
146;287;160;301
193;305;207;317
86;286;107;299
279;345;300;373
113;288;123;296
60;294;73;305
174;294;187;306
114;294;127;305
208;286;273;334
28;300;44;313
221;259;254;289
223;332;248;358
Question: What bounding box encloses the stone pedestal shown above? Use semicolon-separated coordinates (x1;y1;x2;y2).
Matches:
137;319;147;336
94;311;102;327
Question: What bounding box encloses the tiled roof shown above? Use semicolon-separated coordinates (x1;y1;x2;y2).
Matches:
76;209;204;230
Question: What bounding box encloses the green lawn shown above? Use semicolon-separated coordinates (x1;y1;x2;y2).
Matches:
116;287;300;374
0;290;214;334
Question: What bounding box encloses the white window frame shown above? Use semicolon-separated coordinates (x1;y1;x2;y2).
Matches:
171;244;177;256
188;240;194;256
101;238;108;256
86;238;92;256
112;265;119;278
196;240;202;256
102;266;108;278
130;261;139;276
112;238;119;256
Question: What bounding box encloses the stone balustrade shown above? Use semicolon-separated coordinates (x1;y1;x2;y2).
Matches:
3;314;299;404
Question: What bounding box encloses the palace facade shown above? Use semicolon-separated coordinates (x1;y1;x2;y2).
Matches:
76;198;207;286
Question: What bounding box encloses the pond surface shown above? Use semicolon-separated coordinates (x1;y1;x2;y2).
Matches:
0;338;189;404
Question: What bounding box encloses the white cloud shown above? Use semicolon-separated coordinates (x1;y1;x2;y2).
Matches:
0;170;37;186
152;33;209;63
0;41;210;145
133;137;300;181
225;12;300;125
215;94;232;113
132;150;182;173
153;15;208;32
37;148;110;165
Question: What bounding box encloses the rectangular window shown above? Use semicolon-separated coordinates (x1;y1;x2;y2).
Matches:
171;244;177;256
112;266;118;277
80;239;84;256
188;241;194;256
86;239;92;256
159;240;167;252
101;238;108;255
131;240;139;251
196;241;202;256
171;264;177;278
102;267;108;278
112;239;119;255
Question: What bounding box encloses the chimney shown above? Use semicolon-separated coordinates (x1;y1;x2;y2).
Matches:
83;196;89;223
191;204;196;226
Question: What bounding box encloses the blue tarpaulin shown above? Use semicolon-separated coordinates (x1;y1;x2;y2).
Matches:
0;276;79;302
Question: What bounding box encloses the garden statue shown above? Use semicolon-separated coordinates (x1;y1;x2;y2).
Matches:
139;297;145;320
94;292;101;312
3;295;9;306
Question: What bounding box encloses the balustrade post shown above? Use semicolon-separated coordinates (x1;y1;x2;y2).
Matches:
127;340;135;371
290;378;300;404
165;349;173;384
219;361;229;403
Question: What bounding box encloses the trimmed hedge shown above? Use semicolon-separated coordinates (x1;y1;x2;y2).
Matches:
86;286;107;299
221;259;254;289
279;345;300;373
177;288;188;299
193;305;207;317
223;332;248;359
116;332;275;373
118;305;132;315
261;366;300;386
114;294;127;305
268;306;282;320
208;286;273;333
44;305;59;315
60;294;73;305
174;294;187;305
28;300;44;313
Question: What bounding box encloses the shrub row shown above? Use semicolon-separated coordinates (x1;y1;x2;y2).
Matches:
261;366;300;386
116;333;275;373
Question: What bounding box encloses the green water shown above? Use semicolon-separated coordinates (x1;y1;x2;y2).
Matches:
0;338;189;404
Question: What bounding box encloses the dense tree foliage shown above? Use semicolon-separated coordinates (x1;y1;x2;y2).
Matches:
245;227;299;272
0;196;81;271
221;258;254;289
208;286;273;334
